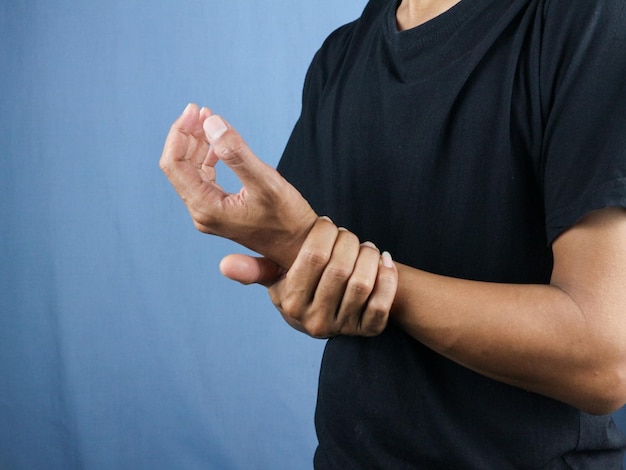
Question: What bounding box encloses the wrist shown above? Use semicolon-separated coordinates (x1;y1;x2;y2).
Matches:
275;210;319;269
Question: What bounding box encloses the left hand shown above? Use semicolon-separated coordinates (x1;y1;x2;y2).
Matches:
159;103;317;268
221;217;399;338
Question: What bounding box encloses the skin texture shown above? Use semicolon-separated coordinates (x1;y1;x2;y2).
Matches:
160;102;626;415
391;208;626;415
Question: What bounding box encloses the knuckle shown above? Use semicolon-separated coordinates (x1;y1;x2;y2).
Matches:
363;310;389;336
379;268;398;284
338;229;359;246
305;318;332;339
190;208;215;233
315;217;337;235
326;263;354;281
373;308;389;325
301;247;332;267
347;276;374;297
216;133;245;162
367;296;389;317
279;296;300;319
278;288;310;321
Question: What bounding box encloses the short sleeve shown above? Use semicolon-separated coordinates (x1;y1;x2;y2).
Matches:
278;21;357;187
540;0;626;243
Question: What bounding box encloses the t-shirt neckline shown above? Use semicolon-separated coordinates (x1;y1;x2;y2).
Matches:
385;0;483;53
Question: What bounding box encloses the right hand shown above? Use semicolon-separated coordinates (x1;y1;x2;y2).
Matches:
159;103;318;268
221;218;399;338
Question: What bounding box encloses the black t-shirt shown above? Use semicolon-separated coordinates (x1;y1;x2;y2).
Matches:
278;0;626;468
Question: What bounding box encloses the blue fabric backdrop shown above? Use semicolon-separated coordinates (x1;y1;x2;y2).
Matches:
1;1;625;469
0;1;364;468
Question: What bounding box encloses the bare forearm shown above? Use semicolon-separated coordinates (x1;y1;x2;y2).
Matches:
391;263;625;414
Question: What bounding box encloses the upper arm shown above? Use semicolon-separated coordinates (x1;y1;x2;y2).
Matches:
550;207;626;412
551;207;626;310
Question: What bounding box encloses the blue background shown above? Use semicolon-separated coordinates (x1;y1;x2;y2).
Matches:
0;1;365;468
1;1;625;469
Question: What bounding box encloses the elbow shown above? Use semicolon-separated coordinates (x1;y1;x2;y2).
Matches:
577;362;626;415
569;321;626;415
581;397;626;417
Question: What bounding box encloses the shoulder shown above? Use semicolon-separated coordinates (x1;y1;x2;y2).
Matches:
311;0;390;72
313;20;358;71
305;0;388;95
300;21;357;105
538;0;626;92
542;0;626;39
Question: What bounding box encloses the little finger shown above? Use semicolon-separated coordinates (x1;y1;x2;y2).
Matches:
358;251;397;337
335;242;380;334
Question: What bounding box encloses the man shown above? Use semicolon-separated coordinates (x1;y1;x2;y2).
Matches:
160;0;626;467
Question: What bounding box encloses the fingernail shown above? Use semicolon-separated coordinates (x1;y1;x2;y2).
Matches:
362;241;377;249
203;115;228;140
320;216;333;223
183;102;193;114
382;251;394;268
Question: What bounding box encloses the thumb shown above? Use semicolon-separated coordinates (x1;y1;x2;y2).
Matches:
219;254;285;287
203;115;277;191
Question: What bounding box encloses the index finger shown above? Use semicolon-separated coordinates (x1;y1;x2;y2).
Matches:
285;217;340;301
